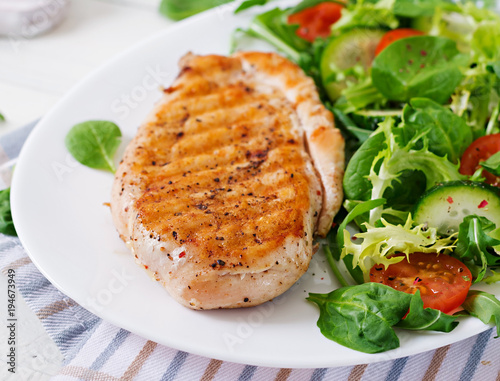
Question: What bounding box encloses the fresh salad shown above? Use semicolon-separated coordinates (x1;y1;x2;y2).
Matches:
232;0;500;353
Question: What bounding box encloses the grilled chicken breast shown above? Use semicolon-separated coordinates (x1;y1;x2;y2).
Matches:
111;52;344;309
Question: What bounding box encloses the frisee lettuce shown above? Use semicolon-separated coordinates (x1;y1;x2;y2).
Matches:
342;215;456;279
366;117;465;223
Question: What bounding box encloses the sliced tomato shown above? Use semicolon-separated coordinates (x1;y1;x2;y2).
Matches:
460;133;500;186
369;252;472;314
287;2;344;42
374;28;425;56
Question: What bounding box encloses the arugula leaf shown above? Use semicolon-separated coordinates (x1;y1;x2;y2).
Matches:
308;283;412;353
397;98;473;163
481;151;500;176
396;290;458;332
455;215;500;283
462;290;500;337
235;0;272;13
245;7;309;62
342;215;455;276
331;108;373;146
372;36;464;104
0;188;16;237
65;121;122;173
0;113;4;121
159;0;234;20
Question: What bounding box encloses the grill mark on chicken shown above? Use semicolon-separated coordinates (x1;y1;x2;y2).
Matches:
111;52;344;309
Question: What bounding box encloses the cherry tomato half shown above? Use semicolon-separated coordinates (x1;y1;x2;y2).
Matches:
374;28;425;56
460;133;500;186
369;252;472;314
287;2;344;42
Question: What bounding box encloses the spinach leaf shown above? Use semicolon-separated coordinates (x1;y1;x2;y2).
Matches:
65;121;122;173
462;290;500;337
397;98;473;163
371;36;464;104
396;290;458;332
159;0;234;20
344;131;386;201
0;188;16;236
455;215;500;283
235;0;272;13
307;283;411;353
481;151;500;176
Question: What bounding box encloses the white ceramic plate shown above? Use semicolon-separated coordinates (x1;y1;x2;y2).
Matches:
11;0;499;368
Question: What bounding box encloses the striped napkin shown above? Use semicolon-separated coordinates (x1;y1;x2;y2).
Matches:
1;121;499;381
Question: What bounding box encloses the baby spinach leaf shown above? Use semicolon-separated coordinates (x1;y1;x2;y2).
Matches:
396;290;458;332
308;283;412;353
455;215;500;283
462;290;500;337
0;188;16;236
481;151;500;176
65;121;122;173
344;131;386;201
371;36;464;104
397;98;473;163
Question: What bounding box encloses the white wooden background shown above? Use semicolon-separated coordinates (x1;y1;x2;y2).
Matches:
0;0;174;378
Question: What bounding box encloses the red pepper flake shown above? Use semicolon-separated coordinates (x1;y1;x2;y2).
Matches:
352;236;358;241
420;50;427;56
316;190;322;196
447;196;454;204
478;200;488;209
179;252;186;258
331;222;337;228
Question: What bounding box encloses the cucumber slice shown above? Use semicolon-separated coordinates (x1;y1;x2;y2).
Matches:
320;29;385;102
413;181;500;235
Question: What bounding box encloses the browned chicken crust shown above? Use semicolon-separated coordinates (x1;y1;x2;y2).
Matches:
111;52;344;309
